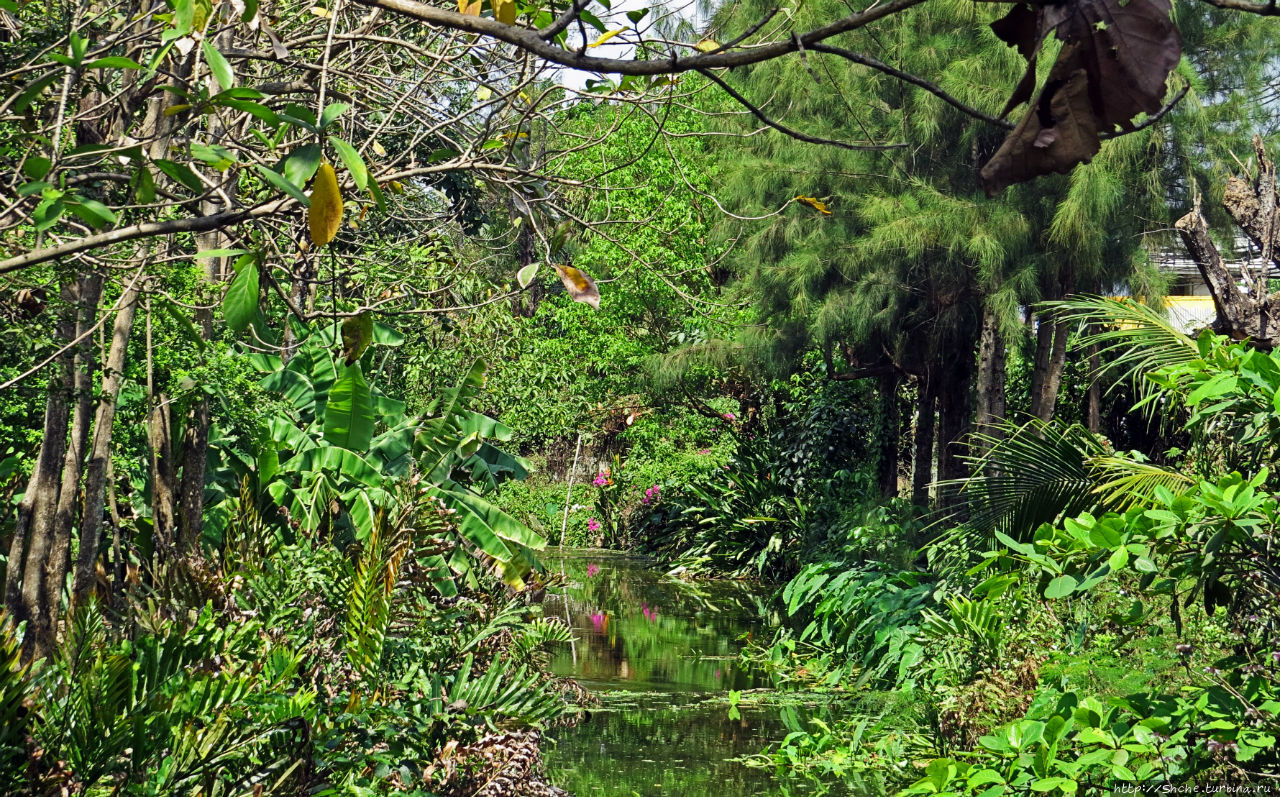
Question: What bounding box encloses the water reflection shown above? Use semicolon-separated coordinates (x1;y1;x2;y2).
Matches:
542;549;841;797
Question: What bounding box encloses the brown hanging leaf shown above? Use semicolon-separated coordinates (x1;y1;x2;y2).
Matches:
795;195;832;215
982;0;1180;195
308;162;342;246
552;264;600;310
980;63;1100;195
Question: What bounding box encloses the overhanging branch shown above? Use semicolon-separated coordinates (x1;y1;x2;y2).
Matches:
351;0;931;76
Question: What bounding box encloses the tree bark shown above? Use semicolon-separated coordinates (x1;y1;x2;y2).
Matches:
1028;313;1054;420
72;278;142;609
973;305;1007;456
912;376;936;506
149;398;179;564
7;280;77;660
35;274;104;655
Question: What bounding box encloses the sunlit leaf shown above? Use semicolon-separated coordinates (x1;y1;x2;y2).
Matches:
795;195;832;215
201;39;234;90
492;0;515;24
517;263;540;289
325;361;375;452
223;254;259;334
308;162;342;246
588;28;625;47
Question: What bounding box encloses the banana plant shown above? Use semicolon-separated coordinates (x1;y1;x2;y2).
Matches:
205;319;543;591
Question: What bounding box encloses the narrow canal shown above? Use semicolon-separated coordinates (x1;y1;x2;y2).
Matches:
541;548;846;796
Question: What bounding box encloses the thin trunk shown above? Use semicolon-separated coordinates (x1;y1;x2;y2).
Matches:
1087;342;1102;434
72;278;142;609
149;398;179;564
973;305;1007;456
8;280;77;660
912;377;936;507
876;372;900;498
1035;318;1070;423
1028;314;1054;420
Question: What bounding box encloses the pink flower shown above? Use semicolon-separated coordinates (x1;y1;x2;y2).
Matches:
586;563;600;577
697;449;711;455
592;469;612;487
587;517;601;533
722;412;735;420
590;612;605;632
641;602;657;622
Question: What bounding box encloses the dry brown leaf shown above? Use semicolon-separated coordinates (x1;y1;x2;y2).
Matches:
552;264;600;310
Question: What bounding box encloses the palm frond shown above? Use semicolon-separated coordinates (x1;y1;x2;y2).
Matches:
953;418;1104;541
1049;295;1200;411
1090;455;1196;509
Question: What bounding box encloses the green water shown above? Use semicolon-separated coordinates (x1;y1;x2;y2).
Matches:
542;549;844;796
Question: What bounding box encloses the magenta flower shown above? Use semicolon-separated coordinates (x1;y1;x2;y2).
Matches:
723;412;735;420
643;485;660;504
586;563;600;578
697;449;711;455
590;612;605;632
641;602;657;622
587;517;601;533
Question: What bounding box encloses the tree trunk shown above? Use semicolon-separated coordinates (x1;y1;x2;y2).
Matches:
149;398;179;564
973;305;1007;456
72;278;142;609
7;280;77;660
36;274;104;654
876;372;900;498
1029;314;1054;420
912;376;936;507
1087;342;1102;434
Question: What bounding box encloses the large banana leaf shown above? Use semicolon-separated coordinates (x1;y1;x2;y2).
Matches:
323;362;374;452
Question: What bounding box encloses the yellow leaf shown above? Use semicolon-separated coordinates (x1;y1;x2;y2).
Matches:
309;4;332;17
458;0;480;14
694;39;720;54
491;0;515;24
163;103;192;116
795;195;832;215
308;162;342;246
371;139;387;157
588;28;625;48
552;264;600;310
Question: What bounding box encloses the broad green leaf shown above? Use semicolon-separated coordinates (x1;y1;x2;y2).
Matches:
329;136;368;190
85;56;143;69
222;254;259;333
517;262;540;289
284;143;322;189
319;102;349;129
154;158;204;193
1044;575;1078;599
67;198;117;228
22;157;51;181
201;40;234;90
253;163;309;206
324;362;374;452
